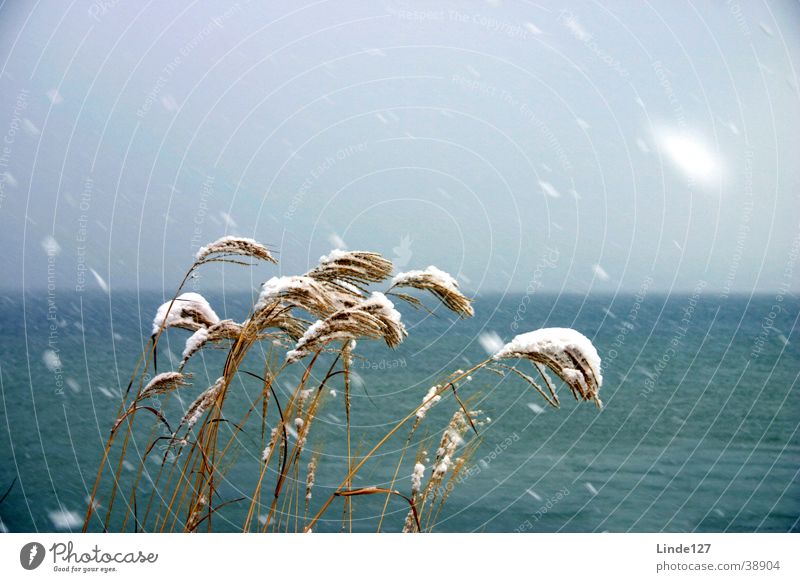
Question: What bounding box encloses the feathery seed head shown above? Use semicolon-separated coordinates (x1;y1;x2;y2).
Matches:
195;236;276;264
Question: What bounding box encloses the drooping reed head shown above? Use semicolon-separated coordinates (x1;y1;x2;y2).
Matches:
194;236;276;264
493;327;603;406
306;249;393;288
180;320;243;367
286;292;406;363
255;276;352;320
140;371;191;399
179;376;225;430
391;266;474;318
152;292;220;336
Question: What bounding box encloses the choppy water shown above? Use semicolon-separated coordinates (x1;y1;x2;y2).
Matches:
0;290;798;532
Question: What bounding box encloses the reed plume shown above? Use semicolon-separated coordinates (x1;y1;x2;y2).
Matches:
151;292;220;336
195;235;276;264
493;327;603;407
139;371;191;399
391;265;474;318
286;292;406;363
180;320;243;367
307;249;393;288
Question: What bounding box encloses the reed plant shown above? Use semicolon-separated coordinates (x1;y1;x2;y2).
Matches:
84;236;603;532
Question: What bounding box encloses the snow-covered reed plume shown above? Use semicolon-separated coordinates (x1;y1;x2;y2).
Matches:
195;236;276;264
306;249;393;288
139;371;190;399
416;385;442;420
410;462;425;496
262;427;279;463
248;301;306;342
180;320;243;367
357;292;407;348
179;377;225;430
391;265;474;318
493;327;603;406
432;410;469;480
286;292;406;363
152;293;220;336
305;458;317;502
255;275;352;319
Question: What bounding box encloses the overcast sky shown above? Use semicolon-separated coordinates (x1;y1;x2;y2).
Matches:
0;0;798;295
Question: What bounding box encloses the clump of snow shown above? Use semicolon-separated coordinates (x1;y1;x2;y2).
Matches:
23;118;40;136
286;319;327;363
592;264;610;281
416;385;442;420
527;402;545;415
219;211;237;228
43;350;62;372
539;180;561;199
494;327;603;404
411;462;425;495
495;328;601;382
318;248;349;264
90;268;110;293
328;233;347;249
361;291;404;328
526;489;542;502
181;327;209;362
259;275;308;299
182;377;224;429
478;331;504;355
96;386;114;399
1;171;18;187
152;292;219;336
392;265;459;292
41;235;61;256
48;509;82;530
255;275;330;314
47;88;63;105
194;235;273;263
524;22;542;35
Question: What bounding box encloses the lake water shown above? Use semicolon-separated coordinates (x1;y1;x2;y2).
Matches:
0;290;797;532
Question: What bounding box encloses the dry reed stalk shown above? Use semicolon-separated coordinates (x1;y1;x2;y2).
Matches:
377;382;446;531
416;409;471;521
303;359;492;532
304;454;319;516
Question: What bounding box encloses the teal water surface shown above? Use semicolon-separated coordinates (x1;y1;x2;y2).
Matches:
0;290;798;532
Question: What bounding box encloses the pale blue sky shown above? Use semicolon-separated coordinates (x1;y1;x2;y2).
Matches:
0;0;798;295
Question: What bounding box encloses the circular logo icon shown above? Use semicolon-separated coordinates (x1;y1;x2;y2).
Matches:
20;542;46;570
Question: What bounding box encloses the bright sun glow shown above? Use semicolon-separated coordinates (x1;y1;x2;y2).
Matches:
653;127;724;187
